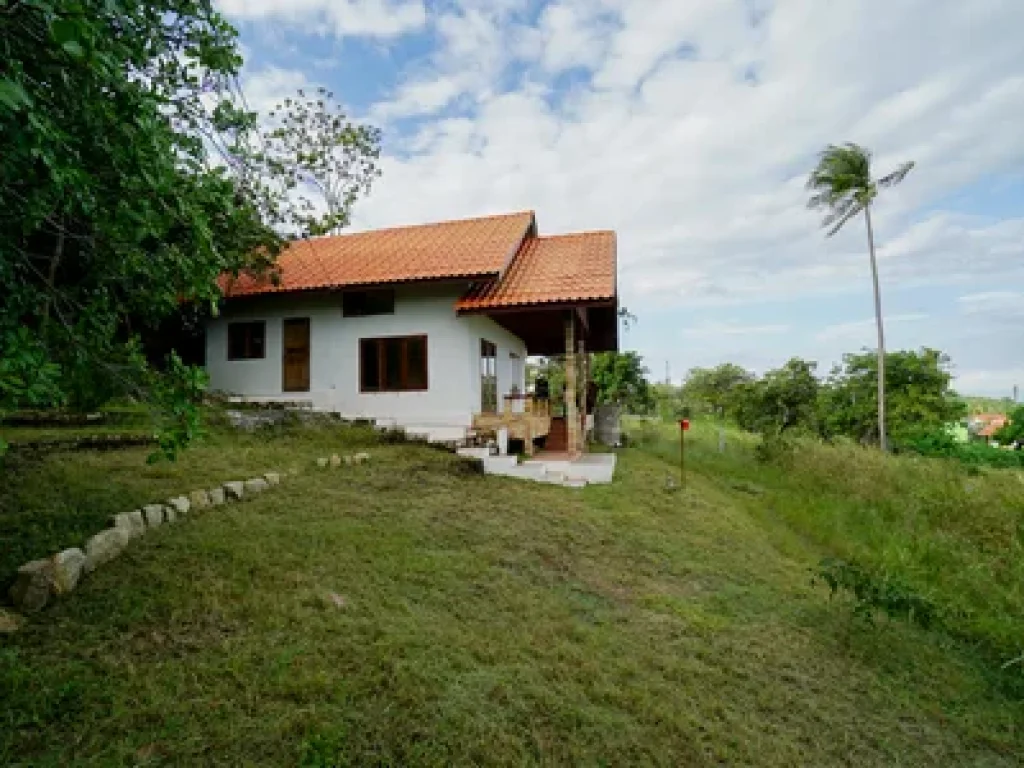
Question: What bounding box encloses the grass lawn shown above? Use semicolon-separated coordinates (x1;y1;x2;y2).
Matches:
2;422;1022;765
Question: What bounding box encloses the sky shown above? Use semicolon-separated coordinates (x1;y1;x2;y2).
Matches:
217;0;1024;397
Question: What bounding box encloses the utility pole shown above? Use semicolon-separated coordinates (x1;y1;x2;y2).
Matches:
665;360;671;386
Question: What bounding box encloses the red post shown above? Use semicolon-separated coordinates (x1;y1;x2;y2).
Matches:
679;419;690;488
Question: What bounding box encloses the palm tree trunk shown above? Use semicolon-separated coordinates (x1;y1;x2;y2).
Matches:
864;203;887;451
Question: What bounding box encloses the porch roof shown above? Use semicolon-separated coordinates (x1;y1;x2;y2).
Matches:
455;231;616;312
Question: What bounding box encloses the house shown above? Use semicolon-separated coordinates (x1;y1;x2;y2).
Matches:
207;211;618;456
969;413;1008;442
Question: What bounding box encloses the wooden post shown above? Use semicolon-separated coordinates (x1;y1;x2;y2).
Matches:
680;426;686;488
564;312;580;456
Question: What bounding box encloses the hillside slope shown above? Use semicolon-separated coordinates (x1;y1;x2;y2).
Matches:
2;425;1021;765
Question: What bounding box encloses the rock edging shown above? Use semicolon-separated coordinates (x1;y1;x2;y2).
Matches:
317;452;371;469
6;470;286;616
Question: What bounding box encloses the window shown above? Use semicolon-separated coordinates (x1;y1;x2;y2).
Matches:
343;289;395;317
227;321;265;360
360;335;428;392
480;339;497;413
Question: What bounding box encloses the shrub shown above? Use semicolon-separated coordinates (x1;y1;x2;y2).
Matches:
754;432;795;466
897;427;1024;469
813;558;938;629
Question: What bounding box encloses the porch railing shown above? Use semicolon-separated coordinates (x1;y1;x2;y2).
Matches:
502;393;550;417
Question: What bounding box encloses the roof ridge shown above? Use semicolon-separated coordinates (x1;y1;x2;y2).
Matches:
534;230;616;239
298;210;536;243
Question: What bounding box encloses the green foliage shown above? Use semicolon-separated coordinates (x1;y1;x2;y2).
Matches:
0;0;289;458
590;351;654;413
963;396;1016;415
753;431;795;466
651;383;688;421
0;0;377;460
819;349;965;443
806;143;914;236
250;86;382;237
680;363;753;417
898;427;1024;469
814;558;938;629
623;417;1024;689
993;406;1024;444
731;358;819;435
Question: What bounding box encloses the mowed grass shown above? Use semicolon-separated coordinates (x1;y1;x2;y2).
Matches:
0;419;383;585
1;423;1022;765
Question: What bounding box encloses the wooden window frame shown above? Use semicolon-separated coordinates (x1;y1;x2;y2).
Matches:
227;321;266;361
343;289;396;318
359;335;429;393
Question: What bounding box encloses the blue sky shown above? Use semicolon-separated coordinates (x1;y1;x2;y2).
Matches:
218;0;1024;397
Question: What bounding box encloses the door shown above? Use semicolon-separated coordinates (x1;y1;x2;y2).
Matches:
480;339;497;413
282;318;311;392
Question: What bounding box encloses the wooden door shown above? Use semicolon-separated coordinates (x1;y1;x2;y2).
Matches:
282;318;310;392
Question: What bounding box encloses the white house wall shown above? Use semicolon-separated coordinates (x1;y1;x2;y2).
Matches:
205;282;527;433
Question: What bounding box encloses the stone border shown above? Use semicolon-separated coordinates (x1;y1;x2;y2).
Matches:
315;451;371;469
7;470;284;614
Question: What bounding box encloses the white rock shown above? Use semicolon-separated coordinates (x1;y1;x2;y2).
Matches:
8;559;54;612
208;487;226;506
329;454;341;467
167;496;190;517
354;452;371;463
244;477;269;494
264;471;281;486
316;457;329;468
164;504;177;524
143;504;164;528
112;510;145;539
84;528;129;573
0;607;23;633
52;548;86;594
188;489;211;509
223;481;244;501
343;455;354;466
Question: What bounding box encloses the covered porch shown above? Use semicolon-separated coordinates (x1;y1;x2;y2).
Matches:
460;302;619;457
454;228;619;467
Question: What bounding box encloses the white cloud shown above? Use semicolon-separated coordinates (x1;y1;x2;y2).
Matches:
240;67;319;115
815;314;929;343
228;0;1024;394
217;0;426;38
682;321;791;338
957;291;1024;317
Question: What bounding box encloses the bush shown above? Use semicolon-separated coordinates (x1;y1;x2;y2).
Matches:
754;432;795;466
814;557;938;629
897;428;1024;469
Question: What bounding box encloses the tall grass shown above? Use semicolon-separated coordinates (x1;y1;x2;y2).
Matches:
626;417;1024;679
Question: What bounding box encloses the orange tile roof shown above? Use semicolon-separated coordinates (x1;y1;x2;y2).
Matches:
455;231;617;311
978;416;1008;438
219;211;535;297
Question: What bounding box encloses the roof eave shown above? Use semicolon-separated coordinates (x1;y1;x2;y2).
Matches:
455;296;617;315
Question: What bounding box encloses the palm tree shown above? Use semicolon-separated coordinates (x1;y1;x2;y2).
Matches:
807;143;914;451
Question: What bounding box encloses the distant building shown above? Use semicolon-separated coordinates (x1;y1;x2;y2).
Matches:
969;413;1008;442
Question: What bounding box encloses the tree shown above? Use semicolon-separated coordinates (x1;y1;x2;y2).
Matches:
807;143;914;451
681;363;754;417
731;358;820;435
819;349;964;444
994;406;1024;444
0;0;282;457
591;352;653;414
254;87;381;237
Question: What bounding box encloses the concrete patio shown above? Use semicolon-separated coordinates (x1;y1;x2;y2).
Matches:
456;448;616;488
